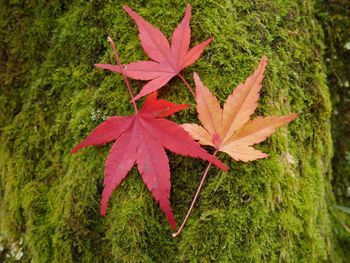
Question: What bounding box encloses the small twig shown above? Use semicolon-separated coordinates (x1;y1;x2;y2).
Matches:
107;36;138;113
172;150;218;237
177;73;196;97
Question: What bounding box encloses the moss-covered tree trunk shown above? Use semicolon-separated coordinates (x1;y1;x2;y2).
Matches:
316;0;350;259
0;0;348;262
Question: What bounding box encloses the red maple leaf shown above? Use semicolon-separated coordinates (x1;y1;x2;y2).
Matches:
71;91;227;230
96;4;213;102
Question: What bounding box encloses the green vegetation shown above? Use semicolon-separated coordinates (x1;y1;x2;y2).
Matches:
0;0;348;261
316;0;350;258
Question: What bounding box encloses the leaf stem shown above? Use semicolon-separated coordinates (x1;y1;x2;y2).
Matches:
177;73;196;97
107;36;138;113
172;150;218;238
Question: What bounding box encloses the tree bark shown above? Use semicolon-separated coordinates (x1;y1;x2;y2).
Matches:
0;0;348;262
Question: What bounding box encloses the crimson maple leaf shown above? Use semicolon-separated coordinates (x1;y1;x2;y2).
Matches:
96;4;213;101
71;92;227;230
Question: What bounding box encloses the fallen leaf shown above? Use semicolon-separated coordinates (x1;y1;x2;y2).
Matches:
182;56;297;162
96;4;212;101
71;92;227;230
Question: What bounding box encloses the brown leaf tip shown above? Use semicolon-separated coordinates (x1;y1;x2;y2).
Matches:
261;55;268;63
288;113;298;122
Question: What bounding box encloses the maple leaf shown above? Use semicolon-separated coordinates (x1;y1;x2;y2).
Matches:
95;3;213;101
182;56;297;162
71;92;227;230
172;56;297;237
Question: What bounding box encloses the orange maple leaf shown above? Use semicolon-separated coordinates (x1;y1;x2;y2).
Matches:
182;56;297;162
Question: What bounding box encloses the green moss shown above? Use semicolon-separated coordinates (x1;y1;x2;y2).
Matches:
0;0;345;261
316;0;350;258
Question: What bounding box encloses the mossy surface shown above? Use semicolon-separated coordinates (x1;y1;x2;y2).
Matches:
0;0;344;262
316;0;350;258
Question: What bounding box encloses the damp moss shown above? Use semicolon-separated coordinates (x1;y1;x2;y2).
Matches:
316;0;350;258
0;0;344;262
